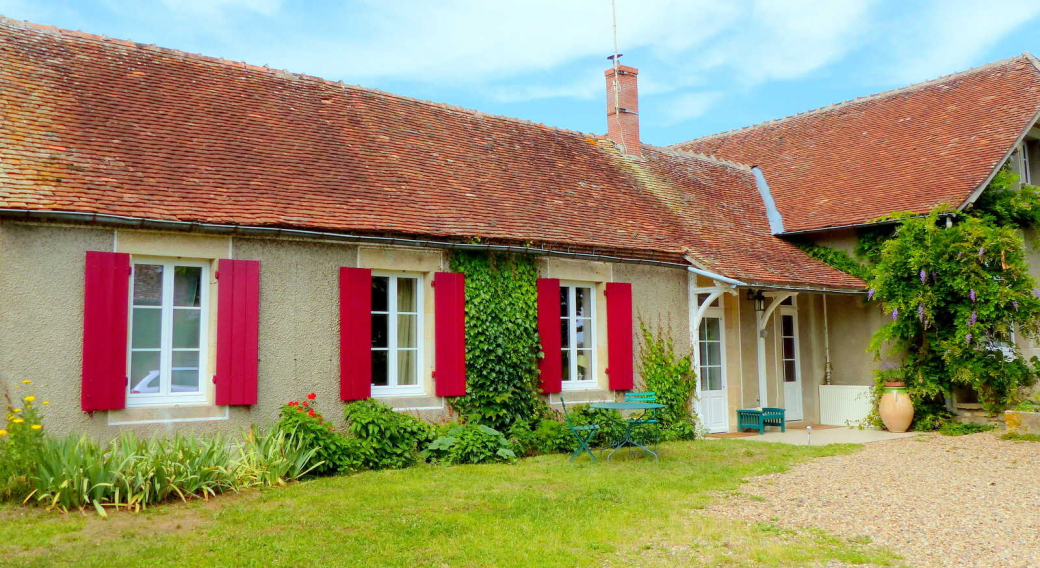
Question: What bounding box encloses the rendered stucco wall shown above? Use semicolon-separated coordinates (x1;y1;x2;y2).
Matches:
826;294;887;386
1;221;697;438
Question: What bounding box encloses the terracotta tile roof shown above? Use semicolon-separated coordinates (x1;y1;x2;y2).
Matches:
0;17;863;291
675;55;1040;233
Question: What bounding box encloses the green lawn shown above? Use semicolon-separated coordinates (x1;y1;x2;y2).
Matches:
0;440;900;568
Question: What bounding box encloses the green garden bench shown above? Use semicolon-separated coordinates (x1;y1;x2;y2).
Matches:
737;407;786;434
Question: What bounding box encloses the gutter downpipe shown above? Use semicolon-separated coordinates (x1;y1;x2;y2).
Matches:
823;295;832;385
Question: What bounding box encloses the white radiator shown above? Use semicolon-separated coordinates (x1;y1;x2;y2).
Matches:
819;385;873;426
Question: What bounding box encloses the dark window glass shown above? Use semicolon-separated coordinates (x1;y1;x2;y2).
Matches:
133;264;163;306
784;360;797;383
372;350;389;386
371;314;389;348
372;276;389;312
781;314;794;337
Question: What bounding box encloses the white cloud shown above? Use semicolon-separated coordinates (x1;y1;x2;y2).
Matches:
657;91;725;125
873;0;1040;84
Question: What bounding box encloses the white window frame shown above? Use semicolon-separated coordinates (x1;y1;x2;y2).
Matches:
371;272;425;397
126;258;210;407
696;297;726;394
1024;141;1033;185
560;281;598;391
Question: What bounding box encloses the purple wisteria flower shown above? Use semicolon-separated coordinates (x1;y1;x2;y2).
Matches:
891;308;899;321
1013;300;1020;310
969;312;977;326
932;271;939;282
970;289;976;302
867;289;876;301
979;247;985;258
966;333;973;344
920;269;927;284
918;304;925;321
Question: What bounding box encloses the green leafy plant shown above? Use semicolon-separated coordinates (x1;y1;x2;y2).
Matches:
938;422;995;436
277;393;352;475
531;418;573;454
1;380;47;500
867;205;1040;415
638;322;698;440
235;427;322;489
342;399;433;470
1001;431;1040;442
795;242;871;279
447;252;546;431
422;422;516;465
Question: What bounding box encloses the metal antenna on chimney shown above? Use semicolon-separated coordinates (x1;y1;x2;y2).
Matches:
608;0;628;153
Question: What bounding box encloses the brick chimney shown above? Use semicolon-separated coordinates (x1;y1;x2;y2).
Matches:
605;64;640;156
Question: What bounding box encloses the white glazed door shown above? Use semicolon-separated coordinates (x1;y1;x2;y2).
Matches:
697;315;728;433
779;311;803;420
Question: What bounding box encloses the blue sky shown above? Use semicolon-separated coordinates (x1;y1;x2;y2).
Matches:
3;0;1040;146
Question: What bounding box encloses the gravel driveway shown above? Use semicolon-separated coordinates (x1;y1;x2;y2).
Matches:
711;432;1040;567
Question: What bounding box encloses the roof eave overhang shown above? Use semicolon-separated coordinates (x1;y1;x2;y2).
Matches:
958;106;1040;211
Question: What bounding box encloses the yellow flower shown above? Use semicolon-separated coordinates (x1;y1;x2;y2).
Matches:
24;396;35;403
42;401;50;405
12;385;18;389
0;430;7;436
12;418;24;424
30;424;42;430
21;380;31;384
12;408;21;413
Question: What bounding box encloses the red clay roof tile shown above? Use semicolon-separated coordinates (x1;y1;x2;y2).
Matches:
675;55;1040;233
0;17;863;291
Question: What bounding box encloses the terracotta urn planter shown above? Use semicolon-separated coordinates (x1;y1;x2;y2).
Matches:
879;382;914;433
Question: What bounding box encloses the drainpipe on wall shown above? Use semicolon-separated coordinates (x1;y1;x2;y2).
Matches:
823;295;832;385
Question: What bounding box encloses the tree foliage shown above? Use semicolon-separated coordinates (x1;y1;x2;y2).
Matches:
867;197;1040;412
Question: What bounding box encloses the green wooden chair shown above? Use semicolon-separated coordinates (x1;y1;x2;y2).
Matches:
624;391;660;449
559;396;599;462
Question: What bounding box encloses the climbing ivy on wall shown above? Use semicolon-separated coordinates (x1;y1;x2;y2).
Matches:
795;242;871;279
448;252;546;431
866;168;1040;414
638;321;698;440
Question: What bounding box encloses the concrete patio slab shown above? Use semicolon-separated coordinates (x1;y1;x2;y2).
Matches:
718;426;918;445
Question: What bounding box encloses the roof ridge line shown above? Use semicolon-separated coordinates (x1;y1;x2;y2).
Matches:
0;15;609;143
652;147;754;171
673;53;1038;146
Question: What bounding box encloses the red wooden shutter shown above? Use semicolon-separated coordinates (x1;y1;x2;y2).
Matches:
340;267;372;401
605;282;634;391
433;272;466;397
81;251;131;412
537;278;562;393
215;259;260;406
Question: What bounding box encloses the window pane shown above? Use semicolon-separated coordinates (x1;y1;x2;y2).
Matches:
782;337;796;360
699;341;709;367
784;360;797;382
397;278;417;312
372;314;388;348
172;309;201;349
575;319;589;348
575;287;591;317
697;294;719;308
706;341;721;366
576;350;591;380
372;350;389;386
699;367;709;390
132;308;162;349
781;314;794;336
702;318;720;341
172;351;200;393
173;266;202;307
397;314;417;348
397;350;417;386
561;349;571;382
130;351;160;394
780;297;794;306
133;264;163;306
560;287;570;317
560;318;570;348
372;277;389;312
709;367;722;391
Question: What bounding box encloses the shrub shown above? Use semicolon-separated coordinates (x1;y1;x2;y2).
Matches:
505;421;539;457
638;322;698;440
342;399;434;470
277;393;352;475
532;419;573;454
938;422;995;436
1001;431;1040;442
234;427;321;489
422;422;516;465
1;381;47;500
